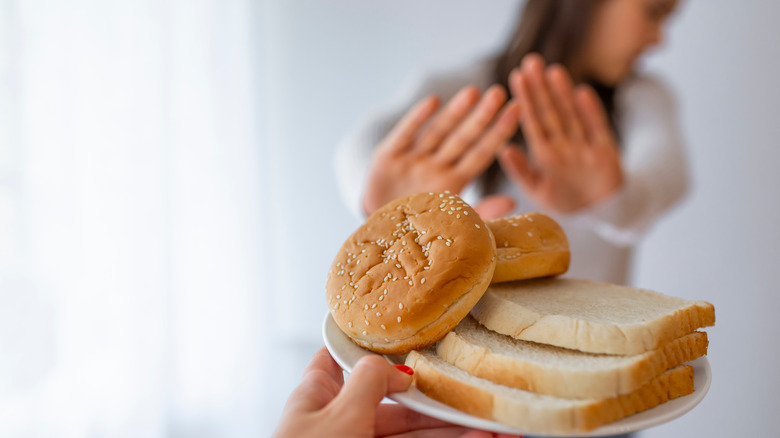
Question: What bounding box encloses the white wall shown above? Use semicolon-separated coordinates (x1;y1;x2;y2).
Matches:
263;1;780;436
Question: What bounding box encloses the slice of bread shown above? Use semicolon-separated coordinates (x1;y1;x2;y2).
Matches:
471;278;715;355
437;316;708;398
405;348;695;435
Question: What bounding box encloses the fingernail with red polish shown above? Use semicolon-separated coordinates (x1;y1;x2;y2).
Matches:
394;364;414;375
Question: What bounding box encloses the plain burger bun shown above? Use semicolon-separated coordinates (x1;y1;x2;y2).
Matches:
326;192;497;354
487;213;570;283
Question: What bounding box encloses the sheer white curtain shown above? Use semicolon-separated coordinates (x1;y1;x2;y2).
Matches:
0;0;285;436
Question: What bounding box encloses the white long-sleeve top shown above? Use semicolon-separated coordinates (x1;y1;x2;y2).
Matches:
334;58;689;285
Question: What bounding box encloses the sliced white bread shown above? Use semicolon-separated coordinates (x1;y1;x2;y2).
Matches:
471;278;715;355
405;348;695;435
437;316;708;398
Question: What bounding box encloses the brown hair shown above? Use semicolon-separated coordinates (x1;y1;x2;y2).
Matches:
482;0;618;195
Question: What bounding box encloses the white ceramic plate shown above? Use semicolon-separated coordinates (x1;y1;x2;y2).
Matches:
322;312;711;437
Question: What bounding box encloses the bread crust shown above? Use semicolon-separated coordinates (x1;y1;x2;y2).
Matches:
487;213;570;283
406;349;695;434
472;278;716;355
437;316;708;398
326;192;496;354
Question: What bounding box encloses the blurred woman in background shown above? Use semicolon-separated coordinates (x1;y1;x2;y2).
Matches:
335;0;685;286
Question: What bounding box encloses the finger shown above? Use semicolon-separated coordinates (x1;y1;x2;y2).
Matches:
521;53;564;138
515;73;547;147
573;85;612;146
454;101;520;178
497;144;540;191
374;404;458;436
303;347;344;385
380;95;441;155
546;64;586;141
331;355;413;414
473;194;516;221
415;86;480;155
435;85;507;164
508;67;523;103
284;349;345;413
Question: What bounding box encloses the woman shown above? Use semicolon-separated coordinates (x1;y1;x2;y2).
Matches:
335;0;686;286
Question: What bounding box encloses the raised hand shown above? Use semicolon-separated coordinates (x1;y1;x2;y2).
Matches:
500;54;623;214
363;85;520;216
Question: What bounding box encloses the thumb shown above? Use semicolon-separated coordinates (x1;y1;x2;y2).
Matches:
331;355;413;412
474;195;516;221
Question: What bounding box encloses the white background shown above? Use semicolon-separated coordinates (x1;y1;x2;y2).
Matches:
1;0;778;437
262;1;780;437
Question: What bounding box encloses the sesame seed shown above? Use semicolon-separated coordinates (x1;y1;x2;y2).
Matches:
399;303;403;310
336;295;340;299
475;224;481;229
349;272;354;276
334;303;339;310
381;324;386;330
376;312;381;316
384;289;388;294
348;322;352;328
362;331;367;335
463;211;469;215
364;304;369;310
445;241;451;246
424;266;430;270
397;316;402;323
364;320;369;326
371;303;377;309
421;278;426;284
379;295;384;301
527;232;533;237
456;214;460;218
408;280;413;286
395;263;401;268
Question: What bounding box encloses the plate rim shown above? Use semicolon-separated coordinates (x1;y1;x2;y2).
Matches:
322;312;711;437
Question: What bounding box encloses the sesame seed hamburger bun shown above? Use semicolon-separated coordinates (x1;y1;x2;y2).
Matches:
326;192;497;355
487;213;570;283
